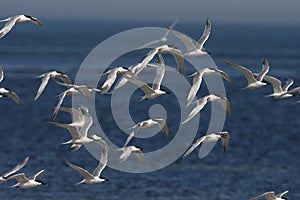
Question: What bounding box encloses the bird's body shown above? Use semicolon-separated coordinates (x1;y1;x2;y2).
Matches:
186;68;234;106
182;94;231;124
101;67;130;93
63;135;109;184
49;105;93;151
168;18;211;57
124;118;168;147
252;190;289;200
118;146;145;163
34;70;72;101
225;58;270;90
259;75;294;98
0;87;24;106
182;131;230;160
0;14;43;39
115;45;184;90
8;170;46;189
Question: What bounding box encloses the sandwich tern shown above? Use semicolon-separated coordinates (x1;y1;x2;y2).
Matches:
34;70;72;101
118;146;145;163
224;58;269;89
8;170;46;189
115;44;184;90
0;14;43;39
186;68;234;107
124;118;169;147
182;94;231;124
63;135;109;184
181;131;230;160
168;17;211;56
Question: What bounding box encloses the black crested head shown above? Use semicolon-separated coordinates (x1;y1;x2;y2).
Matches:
55;70;63;73
24;14;33;19
122;67;129;70
161;89;171;95
202;48;211;55
36;180;47;186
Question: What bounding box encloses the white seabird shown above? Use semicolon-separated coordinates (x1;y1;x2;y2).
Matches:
63;135;109;184
8;170;46;189
186;68;234;107
224;58;270;89
259;75;294;98
0;14;43;39
181;131;230;160
34;70;72;101
252;190;289;200
49;105;94;151
101;67;130;93
124;118;169;147
182;94;231;124
0;156;29;184
168;17;211;57
118;146;145;163
115;44;184;90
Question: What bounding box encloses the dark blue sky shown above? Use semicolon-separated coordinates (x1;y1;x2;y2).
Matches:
1;0;300;25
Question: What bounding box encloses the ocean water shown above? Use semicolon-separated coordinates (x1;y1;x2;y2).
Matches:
0;20;299;199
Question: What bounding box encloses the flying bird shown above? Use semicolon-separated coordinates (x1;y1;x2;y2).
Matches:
34;70;72;101
258;75;294;98
182;94;231;124
181;131;230;160
252;190;289;200
63;135;109;184
0;156;29;184
7;170;46;189
168;17;211;56
118;146;145;163
115;44;184;90
49;105;94;151
186;68;234;107
0;67;24;106
224;58;270;89
124;118;169;147
0;14;43;39
101;67;130;93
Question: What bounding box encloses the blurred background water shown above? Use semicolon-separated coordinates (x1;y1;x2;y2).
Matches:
0;20;299;199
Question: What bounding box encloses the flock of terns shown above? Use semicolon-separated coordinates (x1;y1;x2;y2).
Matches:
0;14;296;199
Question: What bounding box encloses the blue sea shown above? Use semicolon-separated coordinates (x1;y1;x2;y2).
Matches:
0;20;299;199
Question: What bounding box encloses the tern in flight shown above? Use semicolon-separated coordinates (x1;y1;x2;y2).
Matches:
182;94;231;124
124;54;172;100
168;17;211;56
118;146;145;163
101;67;130;94
115;44;184;90
63;135;109;184
258;75;294;98
0;67;24;106
0;156;29;184
0;14;43;39
34;70;72;101
8;170;46;189
49;105;94;151
124;118;169;147
186;68;234;107
181;131;230;160
224;58;270;89
251;190;289;200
